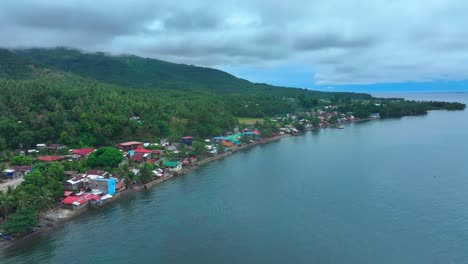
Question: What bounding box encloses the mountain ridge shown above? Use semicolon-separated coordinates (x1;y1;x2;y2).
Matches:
9;47;372;99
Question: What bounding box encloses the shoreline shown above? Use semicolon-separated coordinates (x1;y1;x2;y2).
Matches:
0;117;379;250
0;133;290;251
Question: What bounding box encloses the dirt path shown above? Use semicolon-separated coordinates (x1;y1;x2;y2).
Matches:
0;177;24;192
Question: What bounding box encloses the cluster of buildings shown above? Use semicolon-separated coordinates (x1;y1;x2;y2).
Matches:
1;127;272;212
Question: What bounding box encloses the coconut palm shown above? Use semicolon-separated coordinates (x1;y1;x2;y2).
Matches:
15;190;31;211
0;191;14;222
35;188;54;214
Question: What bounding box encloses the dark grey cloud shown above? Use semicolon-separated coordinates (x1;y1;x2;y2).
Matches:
293;34;374;51
0;0;467;85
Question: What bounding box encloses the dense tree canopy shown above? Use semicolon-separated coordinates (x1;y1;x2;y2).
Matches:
87;147;123;169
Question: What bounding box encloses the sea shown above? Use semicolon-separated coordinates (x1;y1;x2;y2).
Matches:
1;93;467;264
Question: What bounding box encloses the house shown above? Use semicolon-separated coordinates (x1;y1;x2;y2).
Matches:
222;141;234;148
130;152;150;163
134;148;152;154
46;144;66;151
72;148;96;157
36;143;46;149
61;193;101;210
2;169;15;178
11;166;34;178
86;169;109;178
160;139;170;147
212;136;229;143
152;168;164;177
88;178;117;195
119;141;144;151
37;156;66;162
181;136;194;146
164;161;182;172
64;174;88;191
167;145;177;152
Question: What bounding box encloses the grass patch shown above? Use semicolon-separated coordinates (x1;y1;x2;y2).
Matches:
237;117;264;124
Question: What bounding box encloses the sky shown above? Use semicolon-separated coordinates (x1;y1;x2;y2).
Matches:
0;0;467;92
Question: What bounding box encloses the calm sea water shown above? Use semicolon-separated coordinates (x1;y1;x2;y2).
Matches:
1;93;467;264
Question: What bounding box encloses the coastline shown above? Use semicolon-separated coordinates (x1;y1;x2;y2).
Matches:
0;133;290;251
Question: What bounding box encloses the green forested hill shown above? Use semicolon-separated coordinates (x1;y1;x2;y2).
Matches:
0;49;57;80
0;47;463;152
14;47;371;100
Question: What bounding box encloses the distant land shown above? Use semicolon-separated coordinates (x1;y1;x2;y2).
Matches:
0;47;464;150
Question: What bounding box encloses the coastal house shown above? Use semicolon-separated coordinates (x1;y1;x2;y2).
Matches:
86;169;109;178
37;156;66;162
130;152;150;163
119;141;144;151
160;139;170;148
10;166;34;178
72;148;96;157
36;143;46;149
61;193;101;210
212;136;229;143
164;161;182;172
2;169;15;178
88;178;117;195
181;136;194;146
133;148;152;154
46;144;66;151
64;174;88;191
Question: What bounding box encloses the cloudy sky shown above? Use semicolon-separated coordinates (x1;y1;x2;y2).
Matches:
1;0;467;91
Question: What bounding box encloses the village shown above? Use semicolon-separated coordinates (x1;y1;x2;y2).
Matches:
0;104;379;241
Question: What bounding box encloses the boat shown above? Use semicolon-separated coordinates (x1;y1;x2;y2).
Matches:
336;125;344;129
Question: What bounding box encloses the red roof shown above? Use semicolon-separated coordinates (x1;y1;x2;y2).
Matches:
131;152;146;162
253;130;260;135
134;148;152;153
38;156;65;162
64;191;73;197
62;194;101;205
83;194;101;201
183;136;194;139
72;148;96;156
62;196;80;204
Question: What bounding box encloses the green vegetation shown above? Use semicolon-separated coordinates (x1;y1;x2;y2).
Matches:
3;207;38;235
0;48;463;152
87;147;123;170
237;117;264;124
0;46;464;238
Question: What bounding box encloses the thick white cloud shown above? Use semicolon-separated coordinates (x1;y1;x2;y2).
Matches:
0;0;467;85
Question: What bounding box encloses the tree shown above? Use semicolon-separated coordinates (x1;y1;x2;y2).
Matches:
87;147;123;170
190;141;206;156
216;143;225;154
41;162;67;182
44;180;65;202
34;188;54;214
3;207;39;235
116;164;134;189
139;162;154;184
14;190;31;211
260;128;273;138
23;170;46;187
10;155;34;166
59;131;72;145
0;191;14;222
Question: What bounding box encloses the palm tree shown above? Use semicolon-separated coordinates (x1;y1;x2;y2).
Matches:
15;190;31;211
0;191;14;222
35;188;54;216
116;164;134;189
